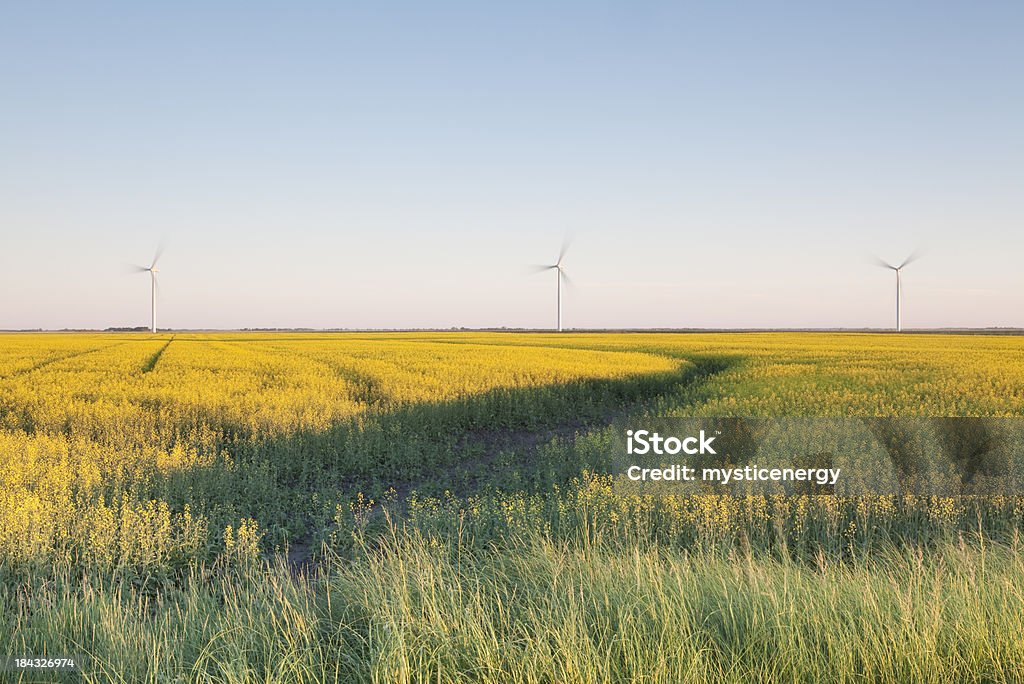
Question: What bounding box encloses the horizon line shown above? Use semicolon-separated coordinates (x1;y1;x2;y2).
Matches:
4;327;1024;336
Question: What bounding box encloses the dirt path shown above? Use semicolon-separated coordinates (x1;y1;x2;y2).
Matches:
284;356;734;574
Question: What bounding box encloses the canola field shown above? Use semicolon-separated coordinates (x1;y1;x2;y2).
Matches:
3;332;1024;683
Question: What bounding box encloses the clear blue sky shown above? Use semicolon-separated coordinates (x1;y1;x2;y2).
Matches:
2;1;1021;329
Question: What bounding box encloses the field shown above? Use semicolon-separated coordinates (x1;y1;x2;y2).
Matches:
3;332;1024;683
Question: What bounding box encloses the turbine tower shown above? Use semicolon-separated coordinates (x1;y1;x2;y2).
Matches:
874;251;921;332
532;239;572;332
134;246;163;333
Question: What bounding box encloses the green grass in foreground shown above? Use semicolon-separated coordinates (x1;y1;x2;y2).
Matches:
4;532;1023;683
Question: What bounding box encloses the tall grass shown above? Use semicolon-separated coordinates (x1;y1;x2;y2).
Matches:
335;531;1024;684
4;530;1023;683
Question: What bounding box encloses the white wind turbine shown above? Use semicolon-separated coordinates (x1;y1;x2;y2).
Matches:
531;239;572;332
134;246;163;333
874;251;921;332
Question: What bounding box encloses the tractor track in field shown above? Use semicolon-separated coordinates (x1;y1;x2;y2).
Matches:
142;336;176;373
399;357;735;502
218;340;389;407
283;418;609;576
283;356;735;575
316;355;731;504
265;344;388;407
0;341;128;380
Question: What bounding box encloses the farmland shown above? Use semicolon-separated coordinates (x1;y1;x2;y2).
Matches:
3;332;1024;683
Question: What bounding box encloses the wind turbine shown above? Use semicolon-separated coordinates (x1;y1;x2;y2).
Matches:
531;239;572;332
134;246;163;333
874;251;921;332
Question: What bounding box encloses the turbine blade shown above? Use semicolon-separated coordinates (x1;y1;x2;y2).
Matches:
559;268;574;288
528;264;558;273
898;248;924;269
870;254;897;270
151;243;165;269
557;234;573;265
128;264;149;273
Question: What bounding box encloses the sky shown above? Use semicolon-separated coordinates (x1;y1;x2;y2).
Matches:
1;1;1022;330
